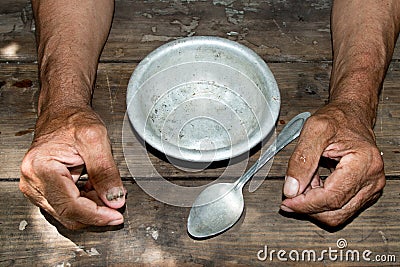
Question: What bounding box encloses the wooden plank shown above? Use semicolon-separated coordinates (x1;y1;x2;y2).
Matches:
0;180;398;266
105;0;334;62
0;0;332;62
1;62;400;179
4;0;400;63
0;0;36;62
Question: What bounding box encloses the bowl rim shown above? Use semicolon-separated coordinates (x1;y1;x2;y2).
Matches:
126;36;281;162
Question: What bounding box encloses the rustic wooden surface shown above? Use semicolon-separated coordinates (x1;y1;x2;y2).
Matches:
1;181;399;266
0;0;399;266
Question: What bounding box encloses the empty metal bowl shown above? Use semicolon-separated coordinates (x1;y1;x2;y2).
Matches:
126;36;280;162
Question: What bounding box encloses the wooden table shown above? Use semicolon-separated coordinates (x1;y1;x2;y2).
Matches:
1;1;399;266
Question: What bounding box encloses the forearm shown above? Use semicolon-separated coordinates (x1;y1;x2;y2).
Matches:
32;0;114;114
330;0;400;126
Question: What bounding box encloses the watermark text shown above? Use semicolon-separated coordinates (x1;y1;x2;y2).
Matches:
257;238;397;263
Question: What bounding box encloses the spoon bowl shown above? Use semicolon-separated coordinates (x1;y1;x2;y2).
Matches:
187;112;311;238
188;183;243;238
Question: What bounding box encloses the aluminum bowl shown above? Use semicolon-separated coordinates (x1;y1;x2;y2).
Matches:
126;36;280;162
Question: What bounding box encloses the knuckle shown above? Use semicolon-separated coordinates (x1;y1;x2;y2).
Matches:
326;190;347;210
19;179;29;195
56;205;70;218
363;146;386;192
305;115;333;134
51;201;86;230
90;165;119;185
368;147;384;172
76;124;108;144
375;176;386;191
20;153;34;179
52;199;75;220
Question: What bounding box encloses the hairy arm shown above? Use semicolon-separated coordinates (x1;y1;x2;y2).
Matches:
330;0;400;125
34;0;114;112
282;0;400;227
20;0;126;230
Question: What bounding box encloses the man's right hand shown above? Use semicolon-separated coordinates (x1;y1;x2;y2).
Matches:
20;105;126;230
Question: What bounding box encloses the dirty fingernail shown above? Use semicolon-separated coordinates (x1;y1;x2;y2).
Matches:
283;176;299;197
280;205;294;213
106;187;125;201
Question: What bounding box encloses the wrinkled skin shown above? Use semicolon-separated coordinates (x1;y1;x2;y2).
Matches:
281;0;400;228
20;0;400;230
20;106;126;230
19;0;124;230
281;103;385;227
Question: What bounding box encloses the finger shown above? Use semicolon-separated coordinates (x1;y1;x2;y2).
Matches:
76;125;126;209
20;173;87;230
45;165;123;227
21;152;84;229
81;190;105;206
19;176;44;206
31;158;123;228
282;152;371;214
304;172;322;194
64;196;124;226
308;190;382;227
310;172;322;189
43;144;85;183
284;116;335;198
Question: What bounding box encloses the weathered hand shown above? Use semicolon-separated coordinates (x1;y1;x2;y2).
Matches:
20;106;126;230
281;103;385;227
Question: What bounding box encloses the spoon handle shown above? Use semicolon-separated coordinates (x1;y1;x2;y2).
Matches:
234;112;311;190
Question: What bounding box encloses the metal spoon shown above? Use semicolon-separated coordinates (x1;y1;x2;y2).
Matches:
187;112;311;238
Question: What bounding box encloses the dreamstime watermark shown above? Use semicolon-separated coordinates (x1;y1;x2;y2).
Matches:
257;238;397;263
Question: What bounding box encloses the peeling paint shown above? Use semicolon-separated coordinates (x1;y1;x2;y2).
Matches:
213;0;236;5
18;220;28;231
227;31;239;36
225;8;244;25
152;1;189;16
86;247;100;256
171;17;199;35
142;12;153;19
310;0;331;10
141;34;178;42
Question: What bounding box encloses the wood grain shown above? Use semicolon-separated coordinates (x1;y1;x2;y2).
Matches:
1;0;399;63
0;180;398;266
1;1;400;266
1;62;399;179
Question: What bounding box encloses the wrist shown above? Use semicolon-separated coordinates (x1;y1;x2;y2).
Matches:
327;98;377;129
34;103;98;138
37;81;93;116
37;42;96;115
329;70;380;128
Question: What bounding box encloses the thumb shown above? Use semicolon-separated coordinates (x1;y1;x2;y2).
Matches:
77;126;126;209
283;116;333;198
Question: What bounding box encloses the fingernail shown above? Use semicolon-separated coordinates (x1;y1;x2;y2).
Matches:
108;218;123;226
106;187;125;202
283;176;299;197
280;205;294;213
